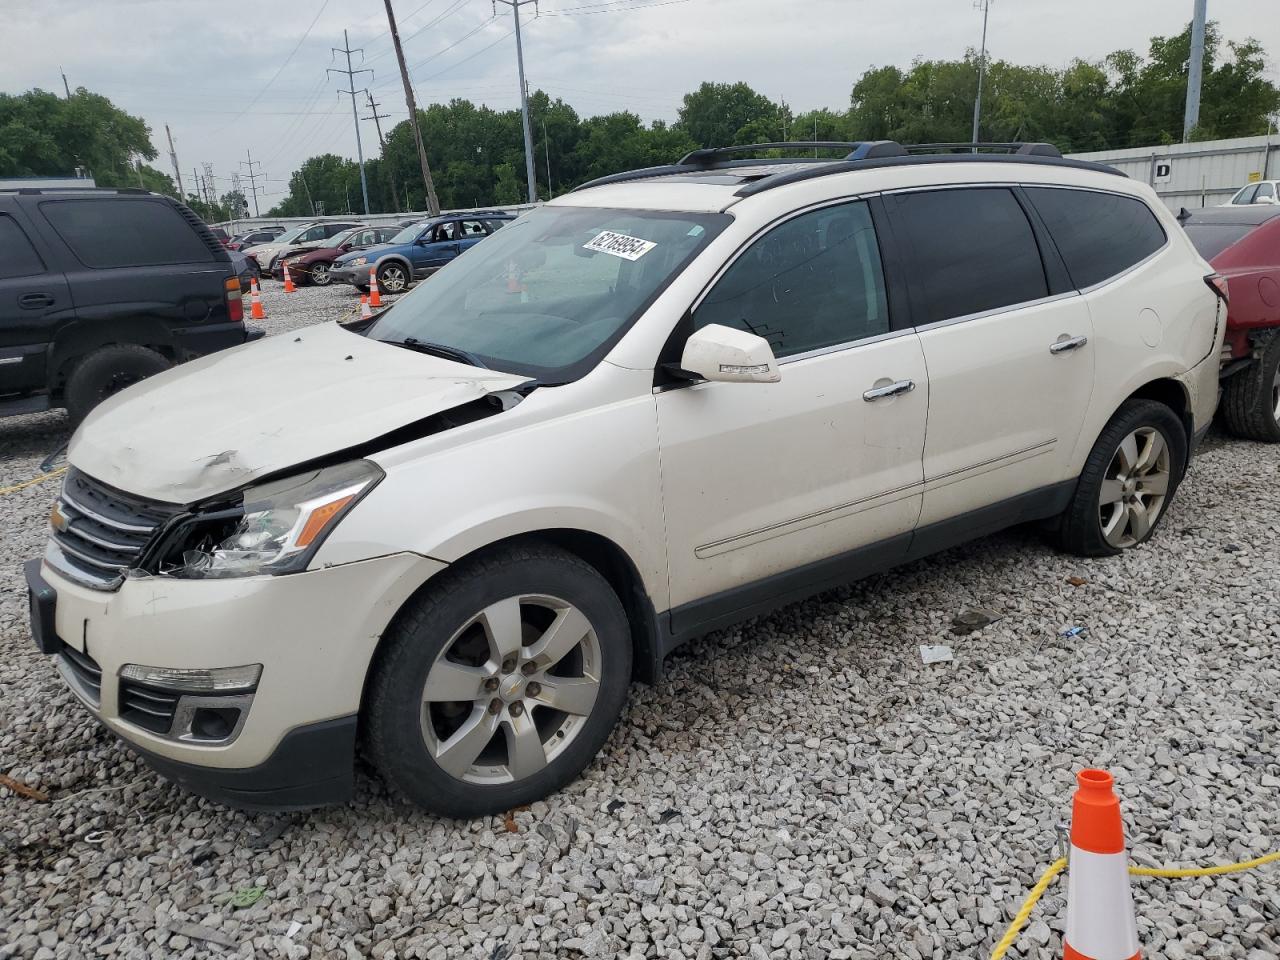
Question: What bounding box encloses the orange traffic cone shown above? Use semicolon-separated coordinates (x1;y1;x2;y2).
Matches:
1063;769;1140;960
506;260;521;293
282;262;296;293
360;294;372;320
368;267;382;307
249;278;266;320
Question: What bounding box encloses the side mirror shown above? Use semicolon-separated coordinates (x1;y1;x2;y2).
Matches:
679;323;781;384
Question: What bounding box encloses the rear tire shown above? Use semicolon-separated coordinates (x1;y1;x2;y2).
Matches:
1052;399;1187;558
64;345;170;427
365;543;632;818
1221;334;1280;442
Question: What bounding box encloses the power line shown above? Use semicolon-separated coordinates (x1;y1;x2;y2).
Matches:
328;29;374;215
215;0;333;132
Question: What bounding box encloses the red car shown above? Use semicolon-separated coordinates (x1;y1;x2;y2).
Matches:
273;225;399;286
1182;205;1280;441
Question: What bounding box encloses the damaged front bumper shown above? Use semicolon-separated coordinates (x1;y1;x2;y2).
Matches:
28;551;445;809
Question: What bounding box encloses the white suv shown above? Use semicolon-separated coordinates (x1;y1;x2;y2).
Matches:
27;141;1224;817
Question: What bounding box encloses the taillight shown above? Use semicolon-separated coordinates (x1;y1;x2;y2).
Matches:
225;277;244;323
1205;273;1230;305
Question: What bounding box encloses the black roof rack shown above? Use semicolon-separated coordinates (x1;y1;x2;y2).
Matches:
571;139;1120;195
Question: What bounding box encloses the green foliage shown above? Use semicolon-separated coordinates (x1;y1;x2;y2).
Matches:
0;87;157;186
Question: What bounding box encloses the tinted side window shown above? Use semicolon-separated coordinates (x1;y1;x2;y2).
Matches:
459;220;488;237
485;219;509;232
891;188;1047;326
0;215;47;278
693;201;889;358
40;199;213;268
1026;188;1166;289
1257;183;1276;201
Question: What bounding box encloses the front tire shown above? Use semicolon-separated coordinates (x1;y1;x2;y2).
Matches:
365;543;632;818
376;261;408;294
1221;334;1280;442
1052;399;1187;557
309;262;332;286
64;345;171;427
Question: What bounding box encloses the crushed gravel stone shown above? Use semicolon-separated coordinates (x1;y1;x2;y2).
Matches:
2;285;1278;958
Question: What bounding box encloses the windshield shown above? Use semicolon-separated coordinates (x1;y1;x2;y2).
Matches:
367;205;729;381
390;222;429;244
1183;223;1254;261
320;228;359;248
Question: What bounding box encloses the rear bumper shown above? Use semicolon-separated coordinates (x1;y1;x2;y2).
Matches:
172;322;261;358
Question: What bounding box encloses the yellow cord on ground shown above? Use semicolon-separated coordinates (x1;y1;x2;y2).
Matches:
0;466;66;497
990;857;1068;960
1130;849;1280;879
990;851;1280;959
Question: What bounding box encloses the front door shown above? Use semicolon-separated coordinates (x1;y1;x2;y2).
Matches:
0;208;71;396
656;200;929;633
884;187;1095;528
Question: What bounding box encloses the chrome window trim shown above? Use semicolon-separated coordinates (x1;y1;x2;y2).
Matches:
912;291;1081;335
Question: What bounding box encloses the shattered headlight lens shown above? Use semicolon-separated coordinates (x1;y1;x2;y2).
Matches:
168;460;382;579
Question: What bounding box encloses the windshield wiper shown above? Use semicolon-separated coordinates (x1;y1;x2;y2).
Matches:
382;337;488;369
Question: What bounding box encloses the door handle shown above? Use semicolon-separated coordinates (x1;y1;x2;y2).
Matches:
863;379;915;402
19;293;54;309
1049;335;1088;355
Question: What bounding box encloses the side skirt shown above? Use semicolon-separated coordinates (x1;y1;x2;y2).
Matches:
661;479;1076;657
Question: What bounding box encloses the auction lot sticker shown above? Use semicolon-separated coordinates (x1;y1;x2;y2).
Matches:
584;230;656;261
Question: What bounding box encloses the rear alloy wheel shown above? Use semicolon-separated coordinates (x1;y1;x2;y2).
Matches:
376;262;408;293
1097;427;1172;549
1221;333;1280;442
309;262;332;286
365;543;631;818
1052;399;1187;557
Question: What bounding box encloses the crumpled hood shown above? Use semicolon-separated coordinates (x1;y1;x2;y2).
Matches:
70;322;528;503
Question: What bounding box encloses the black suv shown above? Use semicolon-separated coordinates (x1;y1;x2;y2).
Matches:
0;188;262;425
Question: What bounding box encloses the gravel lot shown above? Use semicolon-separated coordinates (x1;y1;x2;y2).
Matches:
2;282;1278;959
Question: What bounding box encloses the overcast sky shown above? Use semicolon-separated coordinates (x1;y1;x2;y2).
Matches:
4;0;1277;207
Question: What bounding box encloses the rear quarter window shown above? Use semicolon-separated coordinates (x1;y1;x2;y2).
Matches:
1025;188;1166;289
40;198;214;268
0;215;47;278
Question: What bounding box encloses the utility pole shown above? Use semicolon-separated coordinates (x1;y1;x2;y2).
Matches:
329;29;372;216
192;167;201;206
494;0;539;203
165;124;185;199
240;151;263;217
1183;0;1208;142
364;90;399;212
60;67;71;99
381;0;441;215
299;174;315;217
971;0;992;146
202;162;216;211
542;118;552;198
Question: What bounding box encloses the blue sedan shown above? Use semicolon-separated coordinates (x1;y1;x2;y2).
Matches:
330;213;514;293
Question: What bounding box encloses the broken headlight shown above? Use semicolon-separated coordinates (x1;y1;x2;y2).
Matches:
163;460;382;579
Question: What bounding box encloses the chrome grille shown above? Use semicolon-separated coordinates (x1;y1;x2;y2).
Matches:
118;680;180;734
48;469;183;590
57;644;102;705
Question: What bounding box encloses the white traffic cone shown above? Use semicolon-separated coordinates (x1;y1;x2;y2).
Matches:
1063;769;1140;960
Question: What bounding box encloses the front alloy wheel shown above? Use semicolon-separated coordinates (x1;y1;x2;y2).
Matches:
365;543;631;817
421;595;601;784
310;262;331;286
1098;427;1171;549
377;263;407;293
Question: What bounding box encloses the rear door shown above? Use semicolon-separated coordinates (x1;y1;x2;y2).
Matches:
33;197;229;344
0;204;71;396
886;186;1095;529
454;219;491;256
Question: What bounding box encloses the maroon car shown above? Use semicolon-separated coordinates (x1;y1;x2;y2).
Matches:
1182;205;1280;442
274;225;399;286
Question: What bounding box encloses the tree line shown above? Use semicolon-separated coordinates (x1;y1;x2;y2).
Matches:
2;21;1275;222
